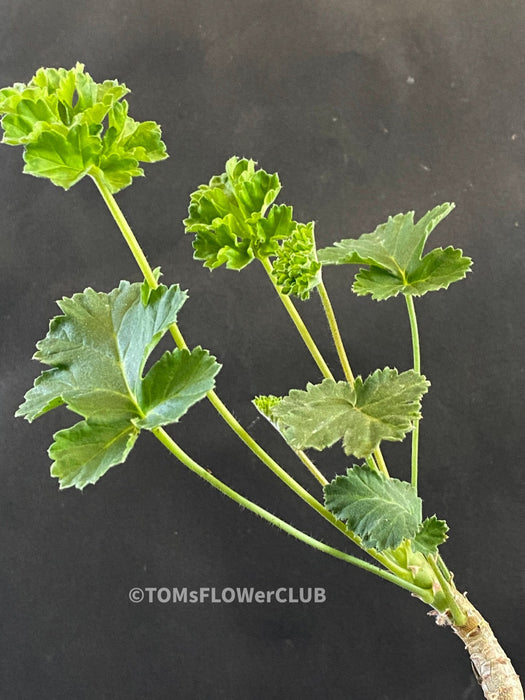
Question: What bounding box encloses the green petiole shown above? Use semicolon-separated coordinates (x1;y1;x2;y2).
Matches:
405;294;421;491
152;426;433;601
89;170;398;575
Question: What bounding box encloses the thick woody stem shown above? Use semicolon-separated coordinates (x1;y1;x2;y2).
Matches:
436;592;523;699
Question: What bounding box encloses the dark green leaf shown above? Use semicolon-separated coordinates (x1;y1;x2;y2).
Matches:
17;282;220;489
136;347;221;430
274;369;429;458
49;420;139;490
318;203;472;299
324;465;422;551
412;516;449;555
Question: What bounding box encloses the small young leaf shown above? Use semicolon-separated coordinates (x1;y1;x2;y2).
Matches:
252;394;284;430
324;465;422;551
17;281;220;489
318;203;472;300
412;516;449;555
273;369;429;458
184;157;296;269
225;156;281;217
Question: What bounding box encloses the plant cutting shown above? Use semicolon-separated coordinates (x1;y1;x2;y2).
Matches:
1;63;522;699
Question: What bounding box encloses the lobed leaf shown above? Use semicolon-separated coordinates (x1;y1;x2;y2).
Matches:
318;203;472;300
0;63;167;192
49;420;139;490
17;282;220;489
184;157;296;269
136;347;221;430
324;465;422;551
273;369;429;458
411;516;449;555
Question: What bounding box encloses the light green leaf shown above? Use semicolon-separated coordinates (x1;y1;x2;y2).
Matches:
49;420;139;490
193;218;253;270
0;64;167;192
184;157;295;269
274;369;429;458
412;516;449;555
17;281;220;489
324;465;422;551
1;98;56;144
224;156;281;218
23;123;101;189
136;347;221;430
272;221;322;300
318;203;472;299
252;394;284;431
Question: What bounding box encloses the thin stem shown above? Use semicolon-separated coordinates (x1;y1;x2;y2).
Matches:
405;294;421;491
317;280;355;383
152;426;433;601
260;257;334;380
90;174;393;567
295;449;329;486
90;171;158;289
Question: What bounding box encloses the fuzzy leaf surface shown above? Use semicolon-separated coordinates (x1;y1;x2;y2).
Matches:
318;203;472;299
16;282;220;488
273;370;429;458
324;465;422;551
411;516;449;555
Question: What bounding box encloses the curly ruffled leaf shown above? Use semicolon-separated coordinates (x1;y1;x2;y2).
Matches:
0;63;167;192
16;281;221;489
318;203;472;300
184;157;296;269
324;465;423;551
274;369;429;459
272;221;322;300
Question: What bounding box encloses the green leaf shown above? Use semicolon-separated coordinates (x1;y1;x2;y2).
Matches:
136;347;221;430
224;156;281;218
193;218;254;270
273;369;429;458
324;465;422;551
318;203;472;300
412;516;449;555
0;63;167;192
184;157;296;269
252;394;284;431
23;123;101;189
49;420;139;490
17;282;220;489
272;221;322;300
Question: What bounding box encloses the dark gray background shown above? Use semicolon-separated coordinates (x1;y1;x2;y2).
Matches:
1;2;524;698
